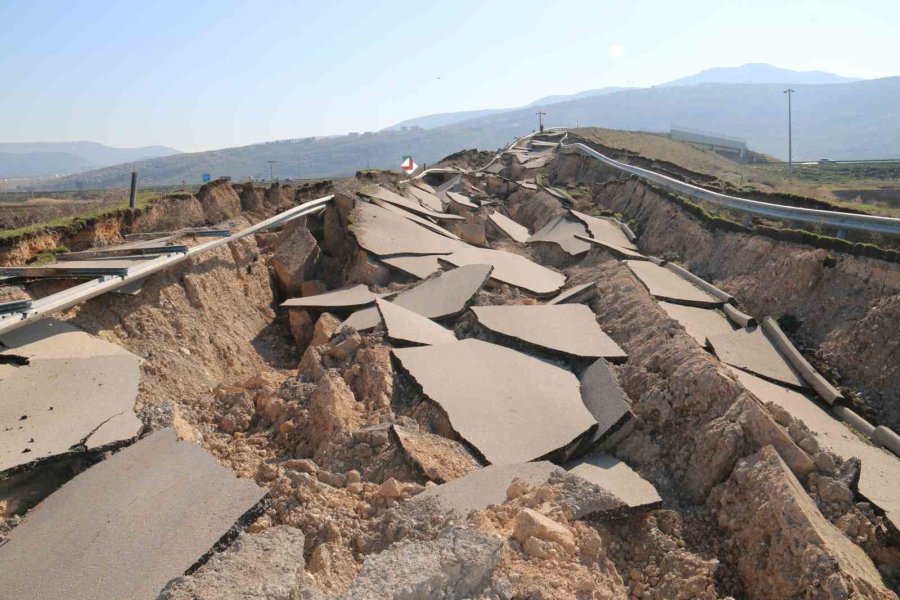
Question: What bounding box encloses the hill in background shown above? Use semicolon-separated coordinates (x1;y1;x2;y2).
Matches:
0;141;180;178
660;63;860;86
30;69;900;190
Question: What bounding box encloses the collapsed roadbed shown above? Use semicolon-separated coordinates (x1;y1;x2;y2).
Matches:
0;134;898;599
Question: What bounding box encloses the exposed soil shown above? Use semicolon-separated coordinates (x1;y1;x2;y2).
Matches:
3;163;898;599
554;155;900;431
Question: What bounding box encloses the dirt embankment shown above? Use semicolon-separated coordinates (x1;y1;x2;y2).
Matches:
554;155;900;430
5;172;897;598
0;179;334;267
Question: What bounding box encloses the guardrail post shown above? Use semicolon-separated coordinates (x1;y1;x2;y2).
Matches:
836;228;847;240
129;172;138;209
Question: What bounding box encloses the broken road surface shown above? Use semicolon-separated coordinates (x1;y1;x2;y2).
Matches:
0;429;267;600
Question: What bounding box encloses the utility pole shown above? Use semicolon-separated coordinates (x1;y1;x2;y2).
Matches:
267;160;277;181
128;171;137;209
784;88;795;180
536;111;546;133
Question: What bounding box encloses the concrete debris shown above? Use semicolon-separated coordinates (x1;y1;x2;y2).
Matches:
487;211;530;243
446;191;478;209
471;303;627;361
369;197;461;240
441;247;565;296
391;425;481;483
708;327;807;389
625;260;721;307
547;281;596;305
270;218;321;296
405;184;446;213
455;222;486;246
413;462;562;517
732;368;900;531
527;214;592;256
566;455;662;512
0;429;267;600
158;526;306;600
338;306;381;333
658;301;735;348
379;254;443;279
341;264;491;334
576;234;649;260
350;200;465;256
393;339;596;464
359;185;461;222
341;527;503;600
282;284;379;311
578;358;634;446
410;179;436;193
376;299;457;346
569;209;638;251
0;319;141;475
388;263;492;319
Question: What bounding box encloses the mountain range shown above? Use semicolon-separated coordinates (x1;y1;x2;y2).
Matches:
0;142;180;178
660;63;859;86
10;64;898;190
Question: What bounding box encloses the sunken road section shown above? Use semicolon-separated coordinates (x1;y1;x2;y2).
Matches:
0;130;897;598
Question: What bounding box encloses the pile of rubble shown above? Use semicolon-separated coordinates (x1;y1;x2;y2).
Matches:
0;136;898;599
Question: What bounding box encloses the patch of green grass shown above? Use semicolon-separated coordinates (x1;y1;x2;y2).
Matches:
0;192;158;242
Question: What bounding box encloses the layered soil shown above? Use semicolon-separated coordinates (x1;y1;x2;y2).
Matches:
2;167;897;598
554;155;900;431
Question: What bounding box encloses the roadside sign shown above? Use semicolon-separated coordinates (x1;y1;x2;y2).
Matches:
400;156;417;174
202;173;211;183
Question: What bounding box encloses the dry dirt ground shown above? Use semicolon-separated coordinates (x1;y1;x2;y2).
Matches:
1;160;898;599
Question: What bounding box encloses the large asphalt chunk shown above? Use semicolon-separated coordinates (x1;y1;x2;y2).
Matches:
376;299;457;346
527;214;591;256
0;429;267;600
579;358;634;445
658;301;735;348
392;339;595;464
0;319;142;475
358;185;462;222
340;264;492;333
471;303;627;361
350;200;466;257
566;455;662;513
281;284;379;311
441;247;565;296
389;263;492;319
569;209;638;251
625;260;720;307
708;326;806;388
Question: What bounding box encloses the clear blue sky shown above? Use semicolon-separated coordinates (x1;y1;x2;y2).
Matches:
1;0;896;152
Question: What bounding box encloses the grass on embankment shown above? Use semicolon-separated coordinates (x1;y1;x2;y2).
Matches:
573;128;900;218
0;191;159;242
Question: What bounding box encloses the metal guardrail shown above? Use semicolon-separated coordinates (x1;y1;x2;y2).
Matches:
0;195;334;336
560;141;900;237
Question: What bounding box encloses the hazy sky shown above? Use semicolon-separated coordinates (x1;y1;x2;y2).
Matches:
1;0;896;152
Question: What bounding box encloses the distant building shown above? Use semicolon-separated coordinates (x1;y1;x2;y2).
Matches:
669;126;748;162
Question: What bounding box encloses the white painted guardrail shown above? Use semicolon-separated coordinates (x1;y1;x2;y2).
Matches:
559;140;900;237
0;195;334;336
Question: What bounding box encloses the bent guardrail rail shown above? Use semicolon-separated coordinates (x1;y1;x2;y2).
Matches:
560;141;900;237
0;195;334;336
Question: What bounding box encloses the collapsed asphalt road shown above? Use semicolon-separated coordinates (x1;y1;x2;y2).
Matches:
0;133;898;599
